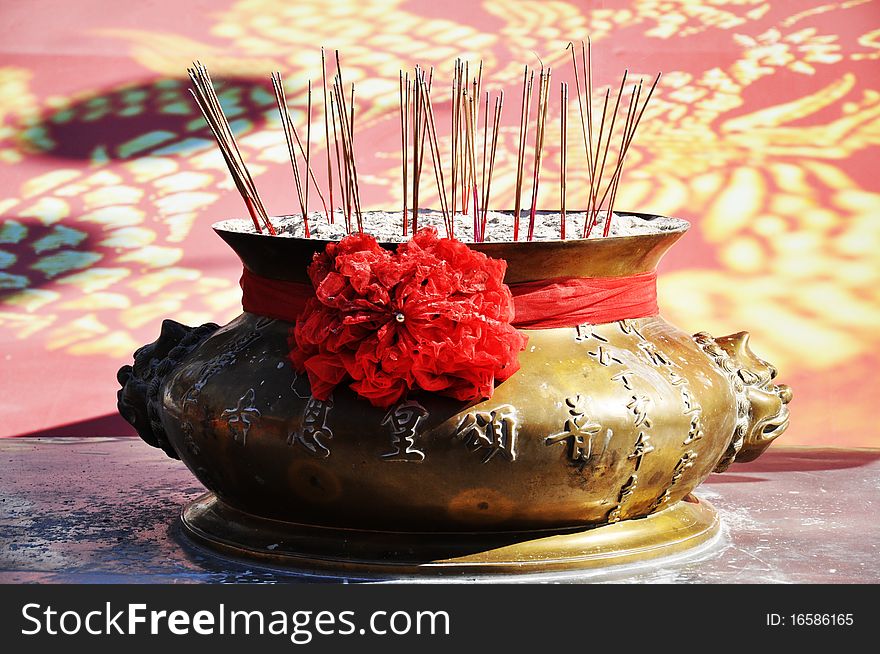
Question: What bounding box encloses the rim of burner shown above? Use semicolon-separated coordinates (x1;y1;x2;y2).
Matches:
212;210;690;246
213;211;690;283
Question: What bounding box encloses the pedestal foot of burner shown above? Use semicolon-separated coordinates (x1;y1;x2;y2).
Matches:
179;492;721;576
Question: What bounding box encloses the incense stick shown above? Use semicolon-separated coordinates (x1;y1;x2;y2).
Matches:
513;66;534;241
399;71;410;236
271;72;309;237
321;48;334;223
346;83;363;232
462;90;479;239
411;66;423;234
584;39;594;193
560;81;568;241
418;75;452;237
461;60;470;215
332;58;362;233
304;80;313;231
333;52;357;231
418;67;434;233
568;41;597;228
468;62;483;222
329;92;350;233
479;91;503;241
275;75;329;220
479;90;489;241
527;66;551;241
450;59;460;221
595;81;640;236
587;71;627;236
603;73;660;236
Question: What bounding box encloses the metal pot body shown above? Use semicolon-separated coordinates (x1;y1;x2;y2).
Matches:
161;312;736;531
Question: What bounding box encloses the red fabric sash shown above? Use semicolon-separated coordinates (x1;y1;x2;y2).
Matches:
240;268;658;329
508;271;658;328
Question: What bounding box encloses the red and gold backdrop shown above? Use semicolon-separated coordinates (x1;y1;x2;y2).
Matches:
1;0;878;447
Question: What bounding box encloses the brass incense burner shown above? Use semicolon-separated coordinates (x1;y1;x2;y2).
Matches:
117;213;792;575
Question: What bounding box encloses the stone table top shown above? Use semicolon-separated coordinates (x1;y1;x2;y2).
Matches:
1;438;877;583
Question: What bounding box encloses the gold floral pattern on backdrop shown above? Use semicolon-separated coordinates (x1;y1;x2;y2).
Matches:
0;0;877;444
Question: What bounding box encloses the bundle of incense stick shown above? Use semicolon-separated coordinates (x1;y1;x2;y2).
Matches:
271;72;312;237
568;39;660;237
331;51;363;233
400;65;453;237
187;62;275;235
418;69;453;237
450;60;482;225
188;44;660;242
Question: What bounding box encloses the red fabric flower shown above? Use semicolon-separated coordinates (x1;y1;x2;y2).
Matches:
289;227;528;408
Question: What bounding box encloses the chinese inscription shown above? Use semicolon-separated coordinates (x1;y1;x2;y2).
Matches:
456;405;519;463
222;388;261;445
288;395;334;458
545;395;611;463
381;401;428;462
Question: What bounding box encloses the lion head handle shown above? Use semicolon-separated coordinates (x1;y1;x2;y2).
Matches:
117;319;219;459
693;331;792;472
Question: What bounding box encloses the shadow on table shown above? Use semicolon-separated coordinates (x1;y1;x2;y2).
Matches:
707;447;880;484
169;521;353;584
8;413;136;438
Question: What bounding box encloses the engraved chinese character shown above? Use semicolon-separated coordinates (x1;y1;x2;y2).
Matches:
638;340;671;367
651;489;671;511
607;474;638;522
627;394;653;428
618;319;646;340
290;372;312;399
222;388;261;445
671;451;698;485
456;405;518;463
588;345;623;367
628;432;654;471
288;396;334;458
545;395;609;463
683;414;704;445
182;383;202;409
575;324;608;343
680;386;700;415
619;474;638;503
182;420;199;456
611;370;635;390
381;401;428;462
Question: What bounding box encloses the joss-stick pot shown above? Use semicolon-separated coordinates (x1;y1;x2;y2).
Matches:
118;211;792;543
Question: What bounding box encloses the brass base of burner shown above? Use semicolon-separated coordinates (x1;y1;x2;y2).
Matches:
180;492;721;576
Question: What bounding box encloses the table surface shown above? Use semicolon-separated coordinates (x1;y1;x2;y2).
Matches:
1;438;877;583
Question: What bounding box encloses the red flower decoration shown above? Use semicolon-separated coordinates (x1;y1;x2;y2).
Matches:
289;227;528;408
